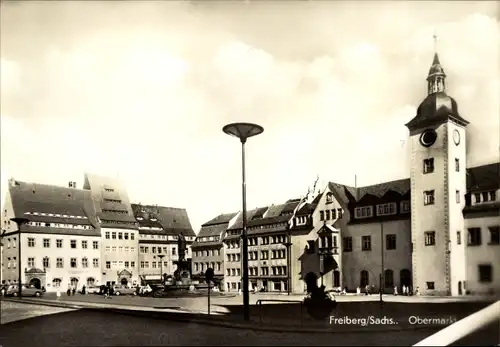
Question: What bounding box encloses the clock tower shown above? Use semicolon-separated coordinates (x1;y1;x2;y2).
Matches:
405;50;469;296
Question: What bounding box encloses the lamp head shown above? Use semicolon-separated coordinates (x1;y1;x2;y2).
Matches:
222;122;264;143
10;217;29;227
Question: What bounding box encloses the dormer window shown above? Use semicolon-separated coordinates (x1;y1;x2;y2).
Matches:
326;192;334;204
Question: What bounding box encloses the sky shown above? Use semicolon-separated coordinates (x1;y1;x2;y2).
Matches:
1;0;499;233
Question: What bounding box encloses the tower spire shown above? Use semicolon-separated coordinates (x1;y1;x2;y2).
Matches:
427;31;446;95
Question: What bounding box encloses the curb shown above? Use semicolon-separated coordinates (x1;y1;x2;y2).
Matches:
2;298;442;334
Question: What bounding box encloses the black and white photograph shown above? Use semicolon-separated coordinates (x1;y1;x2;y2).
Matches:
0;0;499;346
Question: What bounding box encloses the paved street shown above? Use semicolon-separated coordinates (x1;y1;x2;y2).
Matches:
1;300;76;324
0;301;440;347
1;299;498;346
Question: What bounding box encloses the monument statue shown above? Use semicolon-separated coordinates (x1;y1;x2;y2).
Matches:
178;232;187;263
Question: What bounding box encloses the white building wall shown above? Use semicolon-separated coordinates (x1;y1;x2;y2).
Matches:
101;227;139;285
465;214;500;294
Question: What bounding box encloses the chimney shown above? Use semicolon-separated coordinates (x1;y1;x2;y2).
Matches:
73;181;77;189
68;181;73;188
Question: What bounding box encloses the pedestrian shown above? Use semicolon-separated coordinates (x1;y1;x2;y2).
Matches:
402;285;406;296
356;287;361;295
72;286;76;296
415;286;420;296
394;285;398;295
67;286;71;296
82;285;86;295
409;286;413;296
56;289;61;299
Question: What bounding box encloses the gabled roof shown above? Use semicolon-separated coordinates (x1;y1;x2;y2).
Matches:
250;207;268;220
466;163;500;193
131;203;195;237
357;179;410;200
8;179;99;229
202;212;239;227
228;207;267;230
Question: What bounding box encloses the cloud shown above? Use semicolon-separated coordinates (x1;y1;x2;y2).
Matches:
1;1;498;231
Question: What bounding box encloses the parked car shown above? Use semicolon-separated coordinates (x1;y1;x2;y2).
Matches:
113;286;137;296
87;285;101;294
5;284;44;297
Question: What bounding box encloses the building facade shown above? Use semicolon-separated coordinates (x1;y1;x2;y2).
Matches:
192;50;499;296
133;203;195;283
1;175;195;291
191;212;239;289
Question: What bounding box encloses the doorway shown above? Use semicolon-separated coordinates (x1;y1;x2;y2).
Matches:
400;269;412;287
29;278;41;289
458;281;463;295
305;272;318;293
333;270;340;287
121;278;128;286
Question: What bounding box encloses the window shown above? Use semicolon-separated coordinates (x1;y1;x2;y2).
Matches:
217;262;221;271
456;190;460;203
56;239;62;248
376;203;397;216
105;232;110;239
331;209;337;219
131;233;135;240
425;231;436;246
326;192;334;203
43;238;50;248
360;270;369;287
468;228;481;246
82;258;88;268
152;262;157;268
43;257;49;268
426;281;435;290
400;201;410;213
354;206;374;219
338;209;343;218
124;232;129;240
52;278;62;288
423;158;434;174
325;210;330;220
361;236;371;251
27;257;35;267
489;226;500;245
112;232;116;239
319;211;324;221
118;232;123;240
106;261;111;269
490;191;496;201
56;258;63;268
474;193;481;203
28;238;35;247
70;240;77;249
93;258;99;268
70;258;77;268
343;237;352;252
93;241;99;249
386;234;396;250
424;190;435;205
82;240;88;249
455;158;460;172
172;248;176;255
384;269;394;288
131;261;135;268
478;264;492;283
457;231;461;245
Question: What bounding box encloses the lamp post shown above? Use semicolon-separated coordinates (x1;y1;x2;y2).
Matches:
1;229;6;286
157;254;165;285
11;217;29;297
380;222;384;304
223;122;264;321
282;225;292;295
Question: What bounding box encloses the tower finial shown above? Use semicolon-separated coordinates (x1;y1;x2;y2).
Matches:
433;30;438;54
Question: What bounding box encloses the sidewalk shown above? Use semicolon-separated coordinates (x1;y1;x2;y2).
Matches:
3;294;495;334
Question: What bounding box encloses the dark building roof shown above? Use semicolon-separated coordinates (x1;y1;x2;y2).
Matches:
7;179;99;231
83;173;137;226
406;53;469;132
466;163;500;193
228;207;267;230
131;203;195;237
202;212;239;227
328;162;500;206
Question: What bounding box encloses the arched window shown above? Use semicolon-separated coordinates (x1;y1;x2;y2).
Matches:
86;277;95;286
70;277;79;287
52;278;62;288
384;269;394;288
360;270;369;287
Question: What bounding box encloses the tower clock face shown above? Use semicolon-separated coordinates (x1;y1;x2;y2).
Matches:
420;129;437;147
453;129;460;145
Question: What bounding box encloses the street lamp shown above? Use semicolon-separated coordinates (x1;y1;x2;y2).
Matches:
223;122;264;321
283;225;292;295
11;217;29;297
380;222;385;304
157;254;165;285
